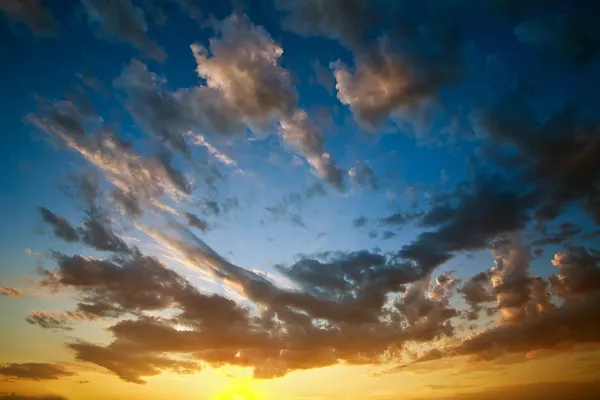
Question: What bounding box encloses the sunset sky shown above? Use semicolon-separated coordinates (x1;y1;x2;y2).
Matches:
1;1;600;399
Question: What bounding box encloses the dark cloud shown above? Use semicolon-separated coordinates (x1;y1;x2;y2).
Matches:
479;94;600;224
81;0;166;61
38;208;79;242
550;247;600;299
0;0;58;35
399;176;535;273
183;213;209;232
457;271;493;320
26;311;92;331
68;341;199;384
0;284;22;298
531;222;581;247
278;0;465;127
514;11;600;66
78;215;130;253
0;363;75;381
379;211;422;226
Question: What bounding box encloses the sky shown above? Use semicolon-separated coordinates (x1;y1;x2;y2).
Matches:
0;0;600;399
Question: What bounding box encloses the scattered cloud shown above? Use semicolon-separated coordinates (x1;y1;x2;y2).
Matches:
0;0;58;35
81;0;166;61
0;363;75;381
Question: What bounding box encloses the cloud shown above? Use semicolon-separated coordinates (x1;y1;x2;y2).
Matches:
514;12;600;65
549;247;600;299
0;0;58;35
0;284;22;298
379;211;422;227
38;208;79;242
0;363;75;381
68;341;199;384
81;0;166;61
190;14;344;189
183;213;209;232
279;0;465;127
531;222;581;247
26;311;93;331
348;161;377;190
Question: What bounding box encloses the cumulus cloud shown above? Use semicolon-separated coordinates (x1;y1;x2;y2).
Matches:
190;14;344;189
81;0;166;61
0;363;75;381
279;0;465;127
0;0;58;35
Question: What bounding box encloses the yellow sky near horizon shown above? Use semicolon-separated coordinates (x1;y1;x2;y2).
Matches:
2;341;599;400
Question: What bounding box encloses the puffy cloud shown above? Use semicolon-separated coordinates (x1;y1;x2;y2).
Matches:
279;111;344;189
550;247;600;299
490;235;553;323
279;0;465;126
81;0;166;61
0;363;75;381
0;0;58;35
0;284;22;298
457;271;494;320
38;208;79;242
190;14;344;189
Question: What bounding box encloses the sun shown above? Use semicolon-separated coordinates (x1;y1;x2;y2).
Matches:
213;370;263;400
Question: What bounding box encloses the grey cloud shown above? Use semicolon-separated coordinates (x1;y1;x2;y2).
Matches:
68;341;199;384
531;222;581;247
279;0;465;127
515;12;600;66
183;212;209;232
550;247;600;300
0;363;75;381
26;311;92;331
379;211;422;226
0;0;58;35
81;0;166;61
38;208;79;242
